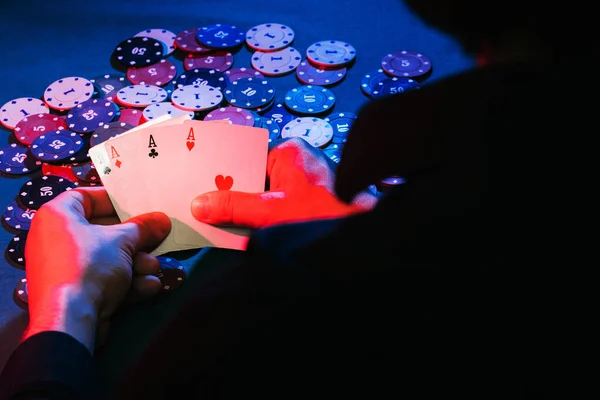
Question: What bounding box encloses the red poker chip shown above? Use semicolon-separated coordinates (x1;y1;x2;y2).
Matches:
41;163;78;182
13;113;67;146
184;51;233;72
118;108;143;126
127;59;177;87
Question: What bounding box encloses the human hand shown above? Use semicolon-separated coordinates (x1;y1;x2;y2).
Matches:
23;187;171;351
191;137;377;228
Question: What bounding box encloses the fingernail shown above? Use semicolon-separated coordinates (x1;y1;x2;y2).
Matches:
192;195;209;220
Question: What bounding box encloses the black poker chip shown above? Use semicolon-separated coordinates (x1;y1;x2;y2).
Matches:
175;68;228;90
3;200;35;231
112;37;164;67
18;175;77;210
14;277;28;309
375;175;406;193
90;121;135;147
5;231;27;269
155;256;187;292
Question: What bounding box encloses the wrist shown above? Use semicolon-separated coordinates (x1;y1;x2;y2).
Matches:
24;284;100;353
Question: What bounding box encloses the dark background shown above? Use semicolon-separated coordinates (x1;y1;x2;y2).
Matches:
0;0;473;385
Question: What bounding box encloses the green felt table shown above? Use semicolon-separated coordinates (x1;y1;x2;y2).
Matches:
0;0;474;387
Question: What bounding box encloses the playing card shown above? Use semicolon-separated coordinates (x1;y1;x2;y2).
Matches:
138;119;269;250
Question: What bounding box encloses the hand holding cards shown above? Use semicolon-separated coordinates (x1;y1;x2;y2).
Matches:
89;114;269;256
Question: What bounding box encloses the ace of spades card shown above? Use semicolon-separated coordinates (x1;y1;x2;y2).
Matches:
137;119;269;250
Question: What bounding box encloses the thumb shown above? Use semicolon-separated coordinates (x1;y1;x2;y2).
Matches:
192;190;281;228
117;212;172;254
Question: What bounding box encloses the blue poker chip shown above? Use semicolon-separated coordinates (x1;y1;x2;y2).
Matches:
195;24;245;49
324;112;357;144
90;73;130;101
372;77;420;99
224;77;275;109
0;143;42;175
284;85;336;115
66;98;119;133
262;102;295;130
30;129;84;162
322;142;343;164
18;175;77;209
175;68;228;90
259;117;281;143
155;256;187;292
360;69;389;98
6;232;27;270
3;200;36;231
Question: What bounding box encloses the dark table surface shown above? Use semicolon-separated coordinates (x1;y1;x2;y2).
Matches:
0;0;473;385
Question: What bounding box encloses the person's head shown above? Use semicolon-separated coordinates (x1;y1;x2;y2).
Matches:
403;0;567;59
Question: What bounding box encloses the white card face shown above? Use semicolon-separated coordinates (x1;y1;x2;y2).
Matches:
138;120;269;249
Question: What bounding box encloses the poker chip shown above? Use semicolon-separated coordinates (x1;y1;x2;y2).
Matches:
90;121;135;147
18;175;77;209
57;135;91;165
284;85;336;115
306;40;357;67
195;24;245;49
71;161;100;183
142;102;195;122
90;74;130;101
204;106;255;127
134;28;177;56
127;59;177;87
14;277;28;307
155;256;187;292
41;162;78;182
224;77;275;109
118;108;143;126
174;28;212;54
112;37;164;67
175;68;228;91
381;51;432;78
324;112;357;144
360;69;389;98
224;67;264;83
43;77;94;111
13;113;67;146
116;84;169;108
371;77;420;99
322;143;343;163
1;98;50;130
259;117;281;143
281;117;333;148
5;232;27;270
245;23;295;51
30;130;84;162
3;200;36;231
251;47;302;76
65;98;119;133
378;175;406;189
171;84;223;112
296;61;347;86
0;143;42;175
184;52;233;72
262;102;295;130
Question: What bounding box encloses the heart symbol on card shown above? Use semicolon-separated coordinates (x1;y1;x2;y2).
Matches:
186;141;195;151
215;175;234;191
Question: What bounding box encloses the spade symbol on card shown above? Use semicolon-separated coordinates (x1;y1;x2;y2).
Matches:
215;175;233;191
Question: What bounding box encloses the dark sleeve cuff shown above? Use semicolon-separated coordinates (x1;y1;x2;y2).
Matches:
0;331;102;400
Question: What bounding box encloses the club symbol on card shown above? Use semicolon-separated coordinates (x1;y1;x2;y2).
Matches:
148;149;159;158
186;140;195;151
215;175;233;191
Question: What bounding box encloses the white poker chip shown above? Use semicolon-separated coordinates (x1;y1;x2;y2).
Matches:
1;97;50;129
281;117;333;148
116;84;168;108
250;47;302;76
134;28;177;56
245;23;295;51
306;40;357;67
142;102;195;121
43;76;94;111
170;84;223;112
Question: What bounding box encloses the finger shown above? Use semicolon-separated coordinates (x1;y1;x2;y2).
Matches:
53;187;118;221
127;275;162;303
116;212;172;254
89;216;120;226
351;190;379;211
191;190;284;228
132;252;161;276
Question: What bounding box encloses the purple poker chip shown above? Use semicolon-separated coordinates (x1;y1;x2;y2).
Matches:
224;67;265;83
204;106;255;127
184;51;233;72
0;143;42;175
296;61;347;86
127;59;177;86
381;50;432;78
3;200;36;231
174;28;212;54
65;98;120;133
